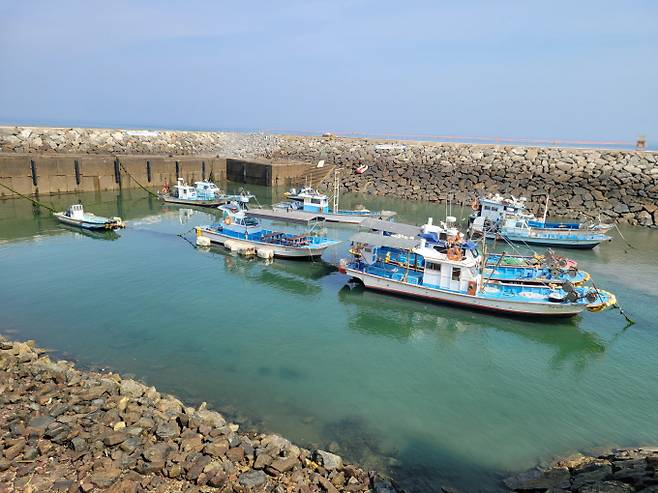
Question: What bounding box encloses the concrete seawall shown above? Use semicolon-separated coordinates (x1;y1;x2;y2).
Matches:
1;125;657;227
0;153;226;197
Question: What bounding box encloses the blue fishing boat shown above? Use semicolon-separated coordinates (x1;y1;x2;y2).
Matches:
197;203;341;259
341;218;615;318
161;179;254;207
53;204;125;230
470;194;613;249
358;218;588;286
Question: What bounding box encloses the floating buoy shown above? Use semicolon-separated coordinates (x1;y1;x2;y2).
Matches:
196;236;211;247
257;248;274;260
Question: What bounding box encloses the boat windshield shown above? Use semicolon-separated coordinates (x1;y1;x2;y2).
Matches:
242;217;259;227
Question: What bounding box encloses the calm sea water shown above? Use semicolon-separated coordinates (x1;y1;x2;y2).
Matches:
1;186;657;492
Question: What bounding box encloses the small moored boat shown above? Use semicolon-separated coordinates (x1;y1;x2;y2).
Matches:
54;204;125;230
197;203;341;260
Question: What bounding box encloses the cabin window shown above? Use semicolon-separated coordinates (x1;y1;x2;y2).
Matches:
452;267;461;281
311;198;322;204
426;262;441;272
516;222;523;228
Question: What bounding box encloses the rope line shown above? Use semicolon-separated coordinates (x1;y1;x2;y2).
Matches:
118;161;160;199
0;180;56;212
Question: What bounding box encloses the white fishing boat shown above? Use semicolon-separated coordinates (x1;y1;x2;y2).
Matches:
53;204;125;230
340;218;615;318
470;194;612;249
160;178;228;207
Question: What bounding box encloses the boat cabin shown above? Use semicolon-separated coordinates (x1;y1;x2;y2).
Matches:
299;191;330;213
194;181;221;200
172;178;198;200
476;195;527;223
66;204;85;219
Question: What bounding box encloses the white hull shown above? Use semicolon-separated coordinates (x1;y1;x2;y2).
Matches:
54;213;117;230
346;267;587;317
199;229;328;259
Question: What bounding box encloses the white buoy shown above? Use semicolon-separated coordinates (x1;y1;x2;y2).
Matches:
257;248;274;260
196;236;211;247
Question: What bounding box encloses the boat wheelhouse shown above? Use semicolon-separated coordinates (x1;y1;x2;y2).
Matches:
160;178;227;207
53;204;125;230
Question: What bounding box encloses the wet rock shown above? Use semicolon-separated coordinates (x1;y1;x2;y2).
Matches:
504;466;571;490
315;450;343;470
239;469;267;488
579;481;634;493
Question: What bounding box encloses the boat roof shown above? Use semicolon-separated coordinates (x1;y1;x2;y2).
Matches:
359;218;421;237
350;231;418;250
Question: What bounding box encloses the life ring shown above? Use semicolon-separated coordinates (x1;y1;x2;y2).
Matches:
224;216;232;225
447;246;462;261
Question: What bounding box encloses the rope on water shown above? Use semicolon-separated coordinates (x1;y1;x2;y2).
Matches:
177;227;198;248
0;180;56;212
118;161;160;199
613;222;634;251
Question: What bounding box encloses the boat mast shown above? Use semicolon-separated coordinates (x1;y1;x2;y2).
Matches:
332;169;340;212
542;194;550;224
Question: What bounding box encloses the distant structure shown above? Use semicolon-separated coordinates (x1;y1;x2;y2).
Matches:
636;135;646;150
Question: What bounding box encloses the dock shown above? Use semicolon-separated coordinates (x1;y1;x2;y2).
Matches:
245;207;397;225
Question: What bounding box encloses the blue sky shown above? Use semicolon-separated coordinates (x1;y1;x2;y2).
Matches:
0;1;656;143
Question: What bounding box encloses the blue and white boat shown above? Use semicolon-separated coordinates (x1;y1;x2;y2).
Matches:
470;194;612;249
54;204;125;230
341;218;615;318
197;203;341;259
359;217;588;287
161;179;254;207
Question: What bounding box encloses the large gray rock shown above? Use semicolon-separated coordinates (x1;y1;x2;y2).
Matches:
315;450;343;470
239;470;267;488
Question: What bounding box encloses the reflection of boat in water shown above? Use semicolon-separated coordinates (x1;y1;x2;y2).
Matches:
338;283;607;364
203;247;331;296
54;204;125;230
60;224;121;241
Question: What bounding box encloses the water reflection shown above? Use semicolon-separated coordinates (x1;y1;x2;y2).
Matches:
338;284;606;369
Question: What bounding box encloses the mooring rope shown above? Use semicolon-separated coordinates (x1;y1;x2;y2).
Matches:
0;180;56;212
117;161;160;199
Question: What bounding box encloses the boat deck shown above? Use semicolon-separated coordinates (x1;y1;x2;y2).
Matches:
246;208;396;225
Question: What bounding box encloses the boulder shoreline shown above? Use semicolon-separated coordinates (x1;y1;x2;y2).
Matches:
2;334;657;493
0;335;402;493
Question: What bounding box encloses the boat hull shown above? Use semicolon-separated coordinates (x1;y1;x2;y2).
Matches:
345;267;586;318
486;232;610;249
161;195;227;207
198;228;330;259
54;213;122;230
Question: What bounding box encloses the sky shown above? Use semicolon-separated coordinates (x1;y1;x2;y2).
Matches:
0;1;656;144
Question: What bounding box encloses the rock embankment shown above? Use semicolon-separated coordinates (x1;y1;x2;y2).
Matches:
1;126;657;227
0;336;401;493
505;449;658;492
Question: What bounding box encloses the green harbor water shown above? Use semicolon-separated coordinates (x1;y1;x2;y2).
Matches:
1;186;657;492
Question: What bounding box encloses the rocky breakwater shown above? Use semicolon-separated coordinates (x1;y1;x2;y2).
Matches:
505;449;658;492
0;126;278;158
0;336;402;493
273;137;658;228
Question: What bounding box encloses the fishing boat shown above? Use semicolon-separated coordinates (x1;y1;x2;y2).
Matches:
358;217;586;286
355;164;369;174
258;171;396;224
470;194;613;249
53;204;125;230
196;203;341;259
340;218;615;318
284;186;320;202
160;178;229;207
